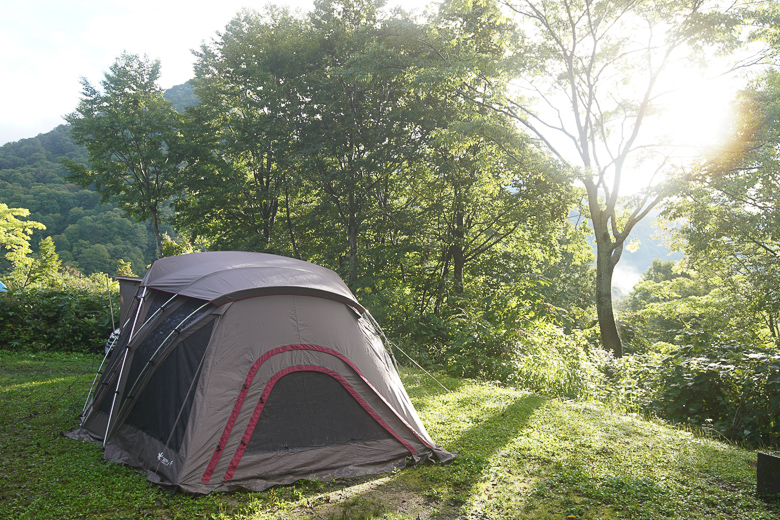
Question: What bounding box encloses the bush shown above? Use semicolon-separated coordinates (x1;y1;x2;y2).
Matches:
366;283;604;388
362;284;529;381
508;322;610;399
605;341;780;448
0;272;118;353
646;342;780;447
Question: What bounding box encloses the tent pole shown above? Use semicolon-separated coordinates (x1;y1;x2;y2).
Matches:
103;287;147;447
106;274;115;331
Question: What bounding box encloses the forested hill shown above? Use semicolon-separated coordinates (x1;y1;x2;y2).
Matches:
0;123;158;275
162;81;198;112
0;124;158;274
0;83;198;275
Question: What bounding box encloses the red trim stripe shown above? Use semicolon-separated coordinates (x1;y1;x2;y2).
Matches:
222;366;416;482
201;344;432;483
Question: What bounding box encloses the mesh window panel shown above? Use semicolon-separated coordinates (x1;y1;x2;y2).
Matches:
94;290;169;415
95;349;126;417
140;290;167;327
124;320;214;452
120;298;209;404
245;370;394;454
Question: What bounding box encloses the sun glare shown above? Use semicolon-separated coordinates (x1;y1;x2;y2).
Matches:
654;65;740;158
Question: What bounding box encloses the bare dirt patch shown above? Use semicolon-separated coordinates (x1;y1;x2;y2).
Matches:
277;475;461;519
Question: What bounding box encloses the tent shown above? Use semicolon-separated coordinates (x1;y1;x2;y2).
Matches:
69;251;454;493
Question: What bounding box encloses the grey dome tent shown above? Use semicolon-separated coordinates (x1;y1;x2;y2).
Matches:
69;251;453;493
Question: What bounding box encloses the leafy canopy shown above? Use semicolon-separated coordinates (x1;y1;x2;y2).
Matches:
64;53;182;259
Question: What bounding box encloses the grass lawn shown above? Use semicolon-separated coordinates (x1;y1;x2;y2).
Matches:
0;350;778;519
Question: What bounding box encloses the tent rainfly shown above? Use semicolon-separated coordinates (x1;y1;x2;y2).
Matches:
68;251;454;493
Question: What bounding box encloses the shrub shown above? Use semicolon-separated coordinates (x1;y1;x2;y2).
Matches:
605;340;780;448
645;342;780;447
0;271;118;353
508;322;610;399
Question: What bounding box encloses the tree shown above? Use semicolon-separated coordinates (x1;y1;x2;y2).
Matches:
182;1;442;288
64;53;182;259
299;0;436;287
0;203;46;275
8;236;62;290
537;216;596;329
413;0;570;303
177;7;313;254
411;117;572;309
667;70;780;343
461;0;747;356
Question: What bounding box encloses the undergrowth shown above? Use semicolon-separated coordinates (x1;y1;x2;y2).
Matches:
0;351;777;519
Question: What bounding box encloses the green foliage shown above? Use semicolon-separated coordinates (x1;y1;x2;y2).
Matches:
614;342;780;448
64;52;182;258
0;124;159;275
0;203;46;269
0;272;117;353
665;69;780;344
436;286;538;381
659;344;780;446
620;259;771;353
6;236;62;291
536;219;596;329
615;258;780;447
179;7;315;255
161;232;196;257
116;259;136;277
509;322;609;400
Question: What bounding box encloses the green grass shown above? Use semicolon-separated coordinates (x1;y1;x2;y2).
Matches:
0;351;777;519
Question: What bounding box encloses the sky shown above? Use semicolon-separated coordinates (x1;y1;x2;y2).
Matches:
3;0;740;149
0;0;362;146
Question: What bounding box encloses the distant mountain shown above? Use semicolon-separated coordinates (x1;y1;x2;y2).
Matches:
0;80;198;275
163;81;199;112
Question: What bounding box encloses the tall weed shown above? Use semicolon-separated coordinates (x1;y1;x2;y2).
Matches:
508;322;609;399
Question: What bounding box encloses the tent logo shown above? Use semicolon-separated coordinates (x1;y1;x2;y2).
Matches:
157;452;173;467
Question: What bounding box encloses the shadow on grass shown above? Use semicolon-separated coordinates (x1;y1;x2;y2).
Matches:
274;392;548;519
438;393;547;488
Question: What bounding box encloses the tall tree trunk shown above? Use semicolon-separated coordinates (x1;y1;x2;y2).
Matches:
285;187;300;258
452;210;465;294
262;199;278;247
347;192;358;287
594;235;623;357
151;207;163;259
